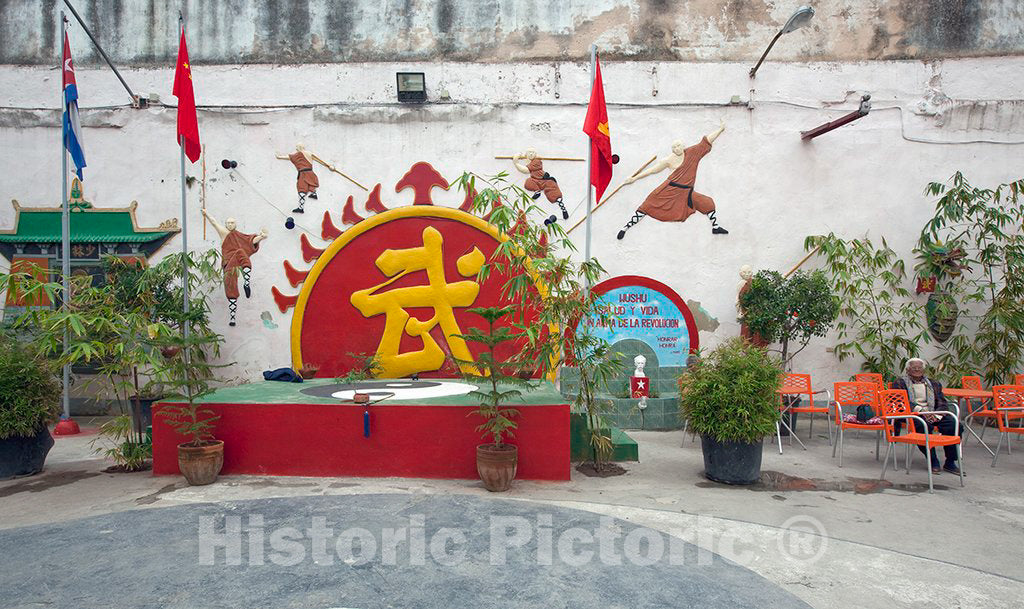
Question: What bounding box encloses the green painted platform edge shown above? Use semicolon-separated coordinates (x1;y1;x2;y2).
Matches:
158;379;567;406
569;413;639;462
610;427;639;462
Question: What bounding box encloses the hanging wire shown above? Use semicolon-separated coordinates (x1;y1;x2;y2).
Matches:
225;168;322;241
4;94;1023;145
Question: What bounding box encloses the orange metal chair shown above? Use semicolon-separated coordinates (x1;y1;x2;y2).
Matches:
878;389;964;493
1014;376;1024;442
961;375;983;390
854;373;884;390
832;381;887;467
990;385;1024;467
781;373;833;445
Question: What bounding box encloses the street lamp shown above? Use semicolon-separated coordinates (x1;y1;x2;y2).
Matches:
749;6;815;78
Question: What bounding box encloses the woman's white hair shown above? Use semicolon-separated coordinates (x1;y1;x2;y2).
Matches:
903;357;927;376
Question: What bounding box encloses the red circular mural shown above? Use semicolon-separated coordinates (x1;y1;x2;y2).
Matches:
292;207;532;378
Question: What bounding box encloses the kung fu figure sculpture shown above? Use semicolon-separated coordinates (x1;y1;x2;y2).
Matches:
276;143;319;213
202;209;268;327
512;148;570;225
617;122;728;240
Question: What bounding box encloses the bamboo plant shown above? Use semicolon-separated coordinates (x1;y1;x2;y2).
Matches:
916;173;1024;386
456;171;621;470
4;250;224;467
804;234;929;381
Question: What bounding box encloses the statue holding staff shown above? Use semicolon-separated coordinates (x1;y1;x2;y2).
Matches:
276;143;319;214
202;209;268;327
512;148;570;226
616;122;728;240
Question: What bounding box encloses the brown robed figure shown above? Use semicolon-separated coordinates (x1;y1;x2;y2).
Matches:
276;144;319;213
617;122;728;240
202;209;268;327
512;148;570;225
524;157;563;203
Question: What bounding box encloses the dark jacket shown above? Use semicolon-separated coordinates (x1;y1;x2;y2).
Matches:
891;377;950;412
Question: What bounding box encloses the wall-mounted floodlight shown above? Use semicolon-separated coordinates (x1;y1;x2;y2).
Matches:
396;72;426;102
749;6;815;78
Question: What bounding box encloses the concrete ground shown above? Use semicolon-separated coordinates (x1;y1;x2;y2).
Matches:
2;416;1023;608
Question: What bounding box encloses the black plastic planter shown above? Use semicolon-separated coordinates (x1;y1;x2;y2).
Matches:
0;426;55;479
130;396;160;434
700;435;763;485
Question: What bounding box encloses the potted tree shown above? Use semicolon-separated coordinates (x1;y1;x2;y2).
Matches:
738;269;837;434
0;336;62;478
455;305;527;492
153;328;224;485
9;251;223;472
151;252;227;486
738;269;838;371
457;171;621;477
679;338;784;484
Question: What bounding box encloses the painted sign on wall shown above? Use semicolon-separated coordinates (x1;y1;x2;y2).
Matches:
271;161;544;379
581;275;699;367
284;205;540;379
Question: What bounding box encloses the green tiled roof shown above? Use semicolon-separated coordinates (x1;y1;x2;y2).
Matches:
0;210;171;243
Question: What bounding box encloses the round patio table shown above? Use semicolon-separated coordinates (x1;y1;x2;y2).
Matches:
944;387;995;456
775;387;809;454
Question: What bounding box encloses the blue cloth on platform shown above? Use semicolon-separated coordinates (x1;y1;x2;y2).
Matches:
263;368;303;383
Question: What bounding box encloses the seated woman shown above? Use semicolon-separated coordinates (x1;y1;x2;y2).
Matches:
891;358;963;475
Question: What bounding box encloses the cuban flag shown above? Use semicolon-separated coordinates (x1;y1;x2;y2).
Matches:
62;31;86;179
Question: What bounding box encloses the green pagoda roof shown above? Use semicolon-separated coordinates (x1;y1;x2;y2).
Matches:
0;200;180;244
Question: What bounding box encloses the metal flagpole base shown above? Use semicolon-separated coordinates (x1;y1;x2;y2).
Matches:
53;416;81;436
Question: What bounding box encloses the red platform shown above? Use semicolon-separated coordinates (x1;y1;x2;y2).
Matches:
152;380;570;481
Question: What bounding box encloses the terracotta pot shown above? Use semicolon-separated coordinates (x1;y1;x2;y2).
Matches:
476;443;517;492
299;364;319;379
161;346;181;359
178;440;224;486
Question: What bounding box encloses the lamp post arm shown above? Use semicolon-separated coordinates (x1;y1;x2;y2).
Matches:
749;30;783;78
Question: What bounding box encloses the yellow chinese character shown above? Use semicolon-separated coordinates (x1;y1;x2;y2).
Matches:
350;226;485;378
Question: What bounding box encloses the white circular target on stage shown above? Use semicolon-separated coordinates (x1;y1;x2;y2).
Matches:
327;380;478;401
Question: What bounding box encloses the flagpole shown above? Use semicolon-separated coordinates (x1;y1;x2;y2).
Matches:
60;12;72;423
584;45;595;293
179;14;190;349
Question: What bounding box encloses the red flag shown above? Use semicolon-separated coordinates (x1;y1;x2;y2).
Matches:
583;56;613;202
172;26;200;163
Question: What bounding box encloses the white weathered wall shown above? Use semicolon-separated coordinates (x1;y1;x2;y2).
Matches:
1;55;1023;385
3;0;1023;64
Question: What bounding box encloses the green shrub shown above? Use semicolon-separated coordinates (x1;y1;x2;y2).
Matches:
90;414;151;471
679;338;783;444
0;338;62;439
